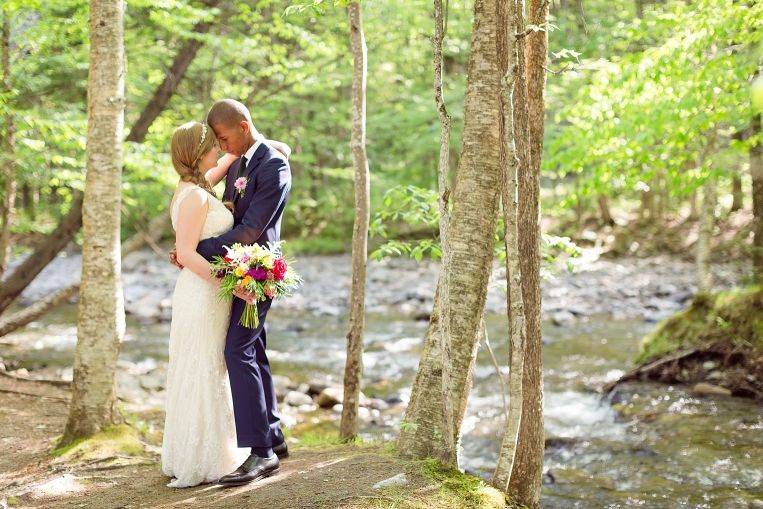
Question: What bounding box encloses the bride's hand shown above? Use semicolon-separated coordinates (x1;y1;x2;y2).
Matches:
233;287;256;304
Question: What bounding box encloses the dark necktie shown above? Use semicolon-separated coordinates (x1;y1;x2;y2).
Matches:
236;156;247;180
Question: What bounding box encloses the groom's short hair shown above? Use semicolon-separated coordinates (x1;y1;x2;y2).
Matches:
206;99;255;129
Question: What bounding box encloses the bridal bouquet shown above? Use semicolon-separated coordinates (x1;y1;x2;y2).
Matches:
210;241;302;328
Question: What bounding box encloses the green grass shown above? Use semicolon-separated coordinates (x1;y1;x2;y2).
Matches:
637;285;763;364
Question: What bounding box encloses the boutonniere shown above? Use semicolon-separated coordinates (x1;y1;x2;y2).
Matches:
234;177;248;197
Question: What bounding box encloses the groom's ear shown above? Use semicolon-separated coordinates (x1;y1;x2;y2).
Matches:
240;120;250;134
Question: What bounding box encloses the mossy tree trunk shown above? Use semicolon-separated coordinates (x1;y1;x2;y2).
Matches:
340;0;370;442
61;0;126;446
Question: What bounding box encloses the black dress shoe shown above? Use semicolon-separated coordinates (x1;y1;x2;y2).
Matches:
273;441;289;459
218;454;280;487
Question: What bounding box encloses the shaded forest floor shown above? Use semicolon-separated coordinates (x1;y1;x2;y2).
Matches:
0;375;510;509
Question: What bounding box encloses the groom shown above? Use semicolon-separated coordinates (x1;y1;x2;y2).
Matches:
196;99;291;486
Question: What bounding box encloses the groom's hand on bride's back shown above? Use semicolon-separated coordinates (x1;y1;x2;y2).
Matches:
169;247;184;269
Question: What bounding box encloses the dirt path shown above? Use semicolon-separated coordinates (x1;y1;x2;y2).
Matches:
0;375;508;509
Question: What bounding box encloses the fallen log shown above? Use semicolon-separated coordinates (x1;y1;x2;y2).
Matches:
0;212;170;337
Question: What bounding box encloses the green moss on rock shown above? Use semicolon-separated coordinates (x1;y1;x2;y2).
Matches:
638;286;763;364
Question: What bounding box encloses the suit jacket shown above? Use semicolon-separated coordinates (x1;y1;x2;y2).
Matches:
196;142;291;262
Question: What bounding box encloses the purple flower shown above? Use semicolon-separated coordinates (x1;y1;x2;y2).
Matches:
247;267;268;281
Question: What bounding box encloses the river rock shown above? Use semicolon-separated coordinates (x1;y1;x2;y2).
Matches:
285;390;314;407
692;382;731;397
308;382;330;395
551;310;575;326
316;386;344;408
372;473;408;489
364;398;389;410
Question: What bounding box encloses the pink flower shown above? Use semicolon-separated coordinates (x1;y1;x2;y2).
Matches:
234;177;248;195
273;258;287;280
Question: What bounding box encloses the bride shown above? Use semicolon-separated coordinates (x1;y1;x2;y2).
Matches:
161;121;289;488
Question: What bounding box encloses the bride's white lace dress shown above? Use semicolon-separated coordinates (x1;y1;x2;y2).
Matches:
161;182;249;488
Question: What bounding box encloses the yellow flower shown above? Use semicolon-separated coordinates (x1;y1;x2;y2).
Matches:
262;254;275;270
234;265;247;277
241;275;254;287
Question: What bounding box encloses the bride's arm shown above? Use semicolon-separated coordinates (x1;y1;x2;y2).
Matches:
265;139;292;159
205;153;238;187
175;189;218;283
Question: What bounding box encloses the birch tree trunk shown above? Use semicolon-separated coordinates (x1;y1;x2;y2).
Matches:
61;0;126;446
493;0;526;491
509;0;547;505
399;0;503;467
433;0;456;463
0;10;15;280
340;0;370;441
752;114;763;284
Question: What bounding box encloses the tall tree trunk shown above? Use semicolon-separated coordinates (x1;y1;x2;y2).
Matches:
340;0;370;442
0;9;15;280
0;192;84;314
696;176;716;293
493;0;526;491
750;114;762;283
61;0;126;446
635;0;645;18
695;134;718;294
399;0;503;467
125;0;222;143
688;189;698;220
509;0;547;505
730;175;743;212
432;0;457;463
598;194;614;225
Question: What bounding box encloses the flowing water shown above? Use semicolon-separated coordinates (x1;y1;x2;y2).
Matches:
4;306;762;508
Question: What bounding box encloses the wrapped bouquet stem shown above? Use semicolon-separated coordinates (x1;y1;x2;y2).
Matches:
210;241;303;328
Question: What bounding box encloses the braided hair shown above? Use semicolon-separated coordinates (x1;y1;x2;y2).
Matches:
170;121;217;197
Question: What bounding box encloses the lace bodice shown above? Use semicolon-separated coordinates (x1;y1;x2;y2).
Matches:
170;182;233;240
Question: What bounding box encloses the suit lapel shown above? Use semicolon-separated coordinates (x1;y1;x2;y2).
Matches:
244;142;269;178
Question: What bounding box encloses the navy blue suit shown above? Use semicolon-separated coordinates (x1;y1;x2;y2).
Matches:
197;141;290;448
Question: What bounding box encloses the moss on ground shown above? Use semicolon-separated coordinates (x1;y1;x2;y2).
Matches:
51;423;145;462
637;285;763;364
285;416;513;508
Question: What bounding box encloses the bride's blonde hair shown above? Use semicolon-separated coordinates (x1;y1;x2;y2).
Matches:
170;121;217;197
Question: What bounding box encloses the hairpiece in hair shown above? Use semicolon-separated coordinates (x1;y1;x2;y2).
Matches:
198;123;208;147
